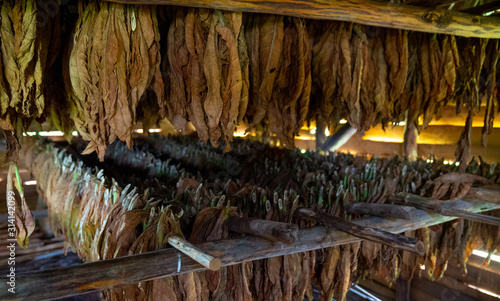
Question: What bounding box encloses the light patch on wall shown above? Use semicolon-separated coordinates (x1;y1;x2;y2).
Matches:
466;284;500;299
472;249;500;263
362;135;404;143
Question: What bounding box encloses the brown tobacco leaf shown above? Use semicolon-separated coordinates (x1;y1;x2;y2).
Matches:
185;9;209;143
481;40;499;148
247;15;284;131
346;25;366;131
0;116;21;163
358;28;377;131
203;14;223;148
385;29;408;103
6;163;35;249
373;33;390;121
295;18;312;136
238;22;250;123
431;172;490;200
338;23;353;104
455;110;473;172
420;34;431;119
442;36;456;97
267;17;309;148
190;207;241;300
320;246;340;301
216;12;243;151
166;8;190;132
335;245;352;301
312;22;339;120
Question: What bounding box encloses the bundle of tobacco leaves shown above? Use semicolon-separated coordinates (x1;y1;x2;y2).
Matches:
245;15;311;148
310;24;465;135
66;0;164;161
0;0;60;162
164;8;247;151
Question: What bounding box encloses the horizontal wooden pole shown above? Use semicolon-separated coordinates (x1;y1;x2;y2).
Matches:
346;203;418;220
167;236;221;271
392;193;500;226
106;0;500;38
296;208;425;255
227;216;298;243
2;188;499;301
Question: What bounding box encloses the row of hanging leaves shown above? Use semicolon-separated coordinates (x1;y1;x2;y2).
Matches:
1;3;500;166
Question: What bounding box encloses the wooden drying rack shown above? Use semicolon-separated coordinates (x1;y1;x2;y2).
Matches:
107;0;500;38
2;186;499;301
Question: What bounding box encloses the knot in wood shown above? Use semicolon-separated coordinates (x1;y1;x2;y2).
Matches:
422;11;451;26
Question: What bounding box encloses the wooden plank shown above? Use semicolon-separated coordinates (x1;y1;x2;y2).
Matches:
392;194;500;226
346;203;418;220
296;208;425;254
106;0;500;38
1;189;498;301
227;216;299;243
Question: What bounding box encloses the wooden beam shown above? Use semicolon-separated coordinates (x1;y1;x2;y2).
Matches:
346;203;418;220
296;208;426;254
227;216;299;243
321;123;357;151
392;193;500;226
106;0;500;38
2;188;498;301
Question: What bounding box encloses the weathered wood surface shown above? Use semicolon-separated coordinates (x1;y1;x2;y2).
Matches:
2;187;499;301
106;0;500;38
346;203;418;220
296;208;426;255
227;216;298;243
167;236;221;270
392;193;500;226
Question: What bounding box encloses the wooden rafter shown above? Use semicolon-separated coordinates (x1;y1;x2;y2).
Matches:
2;187;499;301
105;0;500;38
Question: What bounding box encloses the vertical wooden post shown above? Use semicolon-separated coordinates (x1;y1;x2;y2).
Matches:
403;111;418;161
320;123;357;151
315;114;327;149
396;276;411;301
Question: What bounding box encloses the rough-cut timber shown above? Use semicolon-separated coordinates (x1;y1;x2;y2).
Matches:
106;0;500;38
227;216;299;243
346;203;418;220
2;188;498;301
296;208;426;255
392;193;500;226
